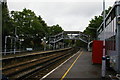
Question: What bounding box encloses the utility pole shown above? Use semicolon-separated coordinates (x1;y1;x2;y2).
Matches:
102;0;106;78
0;2;2;80
0;0;2;55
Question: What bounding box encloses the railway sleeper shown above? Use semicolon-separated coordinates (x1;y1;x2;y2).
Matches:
2;54;56;71
4;52;68;78
14;52;74;79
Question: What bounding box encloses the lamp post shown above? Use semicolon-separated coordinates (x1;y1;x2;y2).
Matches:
11;38;13;52
102;0;106;78
44;37;46;51
87;27;98;51
0;0;2;56
54;38;56;50
87;27;97;40
19;38;24;52
49;37;51;50
14;27;19;54
4;35;11;55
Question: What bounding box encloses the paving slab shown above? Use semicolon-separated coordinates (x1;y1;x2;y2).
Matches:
43;51;101;79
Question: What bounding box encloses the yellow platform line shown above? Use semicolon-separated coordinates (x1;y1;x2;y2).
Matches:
60;51;83;80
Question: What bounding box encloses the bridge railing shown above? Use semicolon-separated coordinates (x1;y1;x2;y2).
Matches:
49;31;90;44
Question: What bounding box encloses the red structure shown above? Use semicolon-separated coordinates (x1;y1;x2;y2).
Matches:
92;40;103;64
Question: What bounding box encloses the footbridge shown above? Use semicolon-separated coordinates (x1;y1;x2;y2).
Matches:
49;31;91;49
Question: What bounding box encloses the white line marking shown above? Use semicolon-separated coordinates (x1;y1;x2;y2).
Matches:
40;50;80;80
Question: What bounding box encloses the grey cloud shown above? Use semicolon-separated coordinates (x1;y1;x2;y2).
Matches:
64;2;102;17
8;1;115;31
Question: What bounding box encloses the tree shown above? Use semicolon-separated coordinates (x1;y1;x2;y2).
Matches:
10;8;49;49
38;16;48;33
2;3;64;51
83;6;112;40
2;1;14;51
48;24;63;36
84;16;103;40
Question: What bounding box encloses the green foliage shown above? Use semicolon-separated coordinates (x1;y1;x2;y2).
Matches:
48;24;63;36
2;2;14;50
75;40;87;48
2;2;13;36
83;6;112;40
101;6;112;16
83;16;103;40
2;4;64;51
9;8;48;48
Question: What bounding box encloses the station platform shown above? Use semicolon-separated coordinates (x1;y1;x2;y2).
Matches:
2;48;71;60
42;50;102;80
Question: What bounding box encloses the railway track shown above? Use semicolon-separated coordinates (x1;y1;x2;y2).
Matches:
2;48;71;68
2;48;79;80
25;48;79;80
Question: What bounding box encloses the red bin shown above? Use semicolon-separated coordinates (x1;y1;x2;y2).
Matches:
92;40;103;64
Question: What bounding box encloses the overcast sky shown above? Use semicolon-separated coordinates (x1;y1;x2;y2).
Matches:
7;0;116;31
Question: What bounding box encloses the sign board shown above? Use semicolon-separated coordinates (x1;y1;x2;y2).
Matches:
26;48;33;51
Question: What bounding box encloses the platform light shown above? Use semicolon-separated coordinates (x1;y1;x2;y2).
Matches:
101;0;106;78
4;35;11;55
